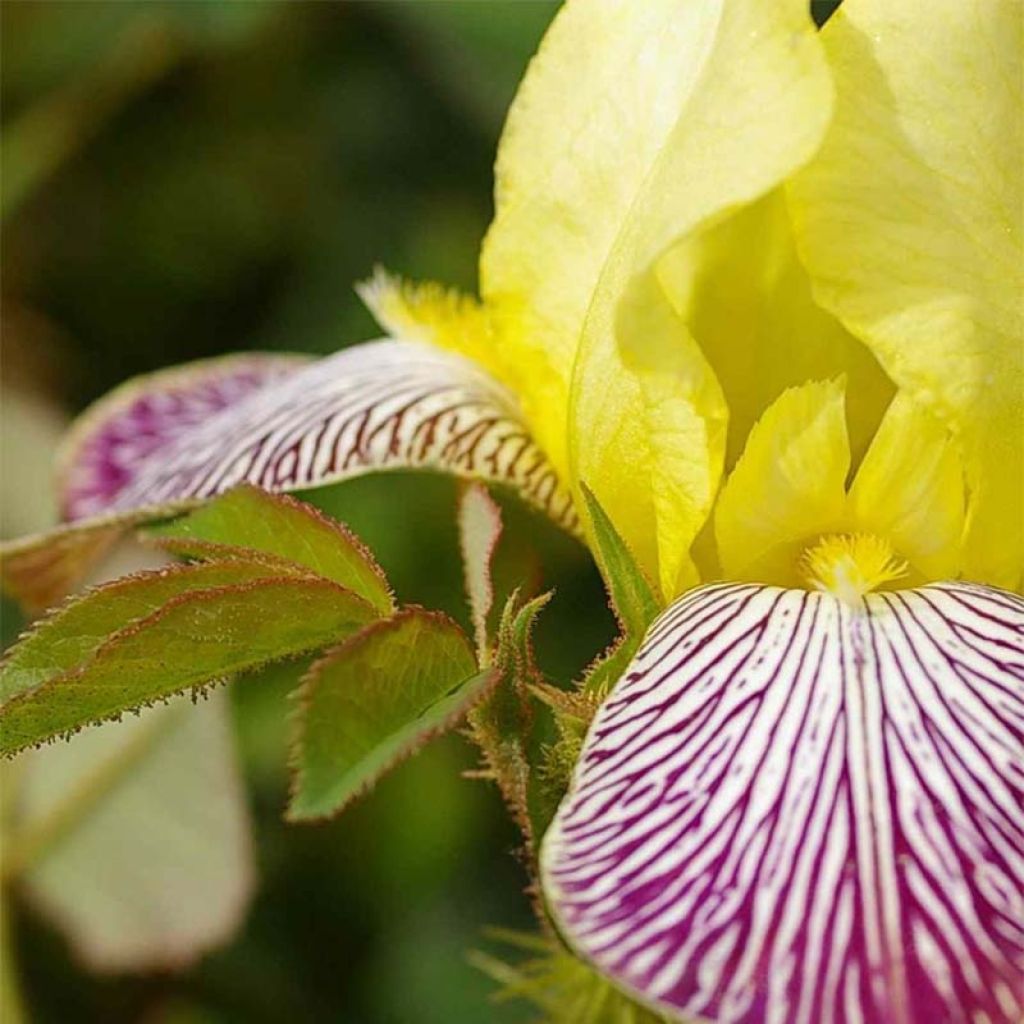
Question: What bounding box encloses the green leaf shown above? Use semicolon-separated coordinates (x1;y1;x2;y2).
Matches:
287;608;496;822
580;484;661;639
579;485;661;694
145;485;394;615
8;691;253;972
0;574;375;755
1;558;311;702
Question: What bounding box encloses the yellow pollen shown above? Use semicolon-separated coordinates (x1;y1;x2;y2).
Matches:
800;533;909;604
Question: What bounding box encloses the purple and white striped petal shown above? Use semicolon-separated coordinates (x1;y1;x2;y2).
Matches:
542;582;1024;1024
60;340;575;531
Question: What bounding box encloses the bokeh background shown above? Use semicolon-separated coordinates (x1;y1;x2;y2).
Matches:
0;3;843;1021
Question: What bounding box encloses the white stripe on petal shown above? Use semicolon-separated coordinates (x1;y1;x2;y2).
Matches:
542;582;1024;1024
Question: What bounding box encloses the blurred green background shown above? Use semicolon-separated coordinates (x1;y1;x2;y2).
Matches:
0;3;619;1021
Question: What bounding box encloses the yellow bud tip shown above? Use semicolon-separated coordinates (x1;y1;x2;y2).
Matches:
800;533;908;604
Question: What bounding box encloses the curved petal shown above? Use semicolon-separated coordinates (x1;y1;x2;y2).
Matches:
848;393;966;583
788;0;1024;589
480;0;832;589
658;191;893;471
100;340;574;528
2;341;576;609
543;582;1024;1024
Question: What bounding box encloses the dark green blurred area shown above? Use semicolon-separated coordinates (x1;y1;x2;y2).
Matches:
2;0;560;405
2;3;620;1021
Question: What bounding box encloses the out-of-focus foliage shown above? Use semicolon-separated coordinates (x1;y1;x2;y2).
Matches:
472;930;669;1023
2;3;623;1021
8;693;254;975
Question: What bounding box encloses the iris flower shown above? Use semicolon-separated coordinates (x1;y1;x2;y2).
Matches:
3;1;1021;1021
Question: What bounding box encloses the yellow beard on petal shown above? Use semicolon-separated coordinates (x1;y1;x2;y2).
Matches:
800;532;908;605
356;268;511;391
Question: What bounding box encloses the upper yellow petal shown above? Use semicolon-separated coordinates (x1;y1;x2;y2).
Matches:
482;0;834;591
715;378;849;584
658;191;894;471
481;0;726;477
614;270;727;598
788;0;1024;590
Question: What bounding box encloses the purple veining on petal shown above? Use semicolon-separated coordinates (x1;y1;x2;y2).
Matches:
542;582;1024;1024
60;355;305;521
75;340;577;532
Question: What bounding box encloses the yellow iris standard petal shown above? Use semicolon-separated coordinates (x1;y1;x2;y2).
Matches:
658;191;894;471
848;392;966;583
481;0;724;479
482;0;833;594
715;379;849;584
788;0;1024;590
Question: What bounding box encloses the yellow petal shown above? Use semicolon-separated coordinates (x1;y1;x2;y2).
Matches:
483;0;833;590
658;191;894;470
614;271;727;598
788;0;1023;590
482;0;721;477
715;379;849;584
848;392;965;582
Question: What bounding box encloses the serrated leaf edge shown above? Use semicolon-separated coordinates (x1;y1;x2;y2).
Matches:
0;575;375;756
145;485;395;613
285;606;494;824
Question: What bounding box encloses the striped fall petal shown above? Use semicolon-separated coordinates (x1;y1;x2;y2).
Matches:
542;582;1024;1024
1;339;575;610
59;340;575;530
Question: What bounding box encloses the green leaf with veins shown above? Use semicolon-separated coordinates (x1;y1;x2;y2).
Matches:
1;558;311;701
288;608;497;822
144;485;394;614
0;572;375;756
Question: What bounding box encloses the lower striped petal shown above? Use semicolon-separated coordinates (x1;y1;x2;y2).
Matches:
542;582;1024;1024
